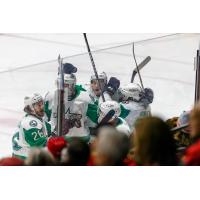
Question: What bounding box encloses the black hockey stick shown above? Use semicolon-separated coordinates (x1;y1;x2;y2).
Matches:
90;109;116;137
83;33;105;102
98;109;115;126
131;56;151;83
132;42;145;90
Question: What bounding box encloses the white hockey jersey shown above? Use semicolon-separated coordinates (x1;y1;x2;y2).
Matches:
121;101;151;132
44;85;98;142
12;114;51;159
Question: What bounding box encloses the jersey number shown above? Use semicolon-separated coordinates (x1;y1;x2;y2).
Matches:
32;131;45;141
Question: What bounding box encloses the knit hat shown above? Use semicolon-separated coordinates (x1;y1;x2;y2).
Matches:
47;137;67;159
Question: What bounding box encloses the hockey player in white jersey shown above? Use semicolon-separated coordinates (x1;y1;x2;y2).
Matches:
44;63;78;122
88;72;121;103
118;83;154;132
88;72;108;103
98;100;131;137
12;93;52;160
44;63;98;142
84;73;126;134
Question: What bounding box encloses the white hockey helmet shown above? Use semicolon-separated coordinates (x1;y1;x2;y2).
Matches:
64;73;76;85
119;83;143;102
98;100;121;123
90;72;107;84
24;93;44;111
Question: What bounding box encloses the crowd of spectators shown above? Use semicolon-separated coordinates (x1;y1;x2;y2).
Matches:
1;101;200;166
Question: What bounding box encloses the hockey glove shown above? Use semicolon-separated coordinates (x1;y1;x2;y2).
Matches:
144;88;154;103
140;88;154;105
63;63;77;74
104;77;120;95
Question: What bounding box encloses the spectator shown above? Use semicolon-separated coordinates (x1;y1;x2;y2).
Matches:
47;136;67;161
61;138;90;166
94;126;130;166
189;104;200;140
166;117;179;129
182;140;200;165
174;111;192;148
134;117;177;166
25;148;56;166
0;157;24;166
182;103;200;165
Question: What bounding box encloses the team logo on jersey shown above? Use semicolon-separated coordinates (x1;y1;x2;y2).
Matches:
29;120;38;127
62;108;82;134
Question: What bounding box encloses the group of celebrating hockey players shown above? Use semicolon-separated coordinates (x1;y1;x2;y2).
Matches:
11;61;154;162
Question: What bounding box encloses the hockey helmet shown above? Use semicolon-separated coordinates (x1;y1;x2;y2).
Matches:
98;100;121;123
119;83;143;102
90;72;107;84
24;93;44;116
24;93;43;108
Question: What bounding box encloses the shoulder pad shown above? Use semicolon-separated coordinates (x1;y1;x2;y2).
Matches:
76;90;91;103
21;115;42;130
44;91;54;101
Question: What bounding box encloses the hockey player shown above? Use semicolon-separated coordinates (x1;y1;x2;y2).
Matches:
87;72;108;103
12;93;52;160
118;83;154;132
44;63;97;142
84;72;120;105
98;100;131;137
88;72;121;103
44;63;78;122
84;73;123;134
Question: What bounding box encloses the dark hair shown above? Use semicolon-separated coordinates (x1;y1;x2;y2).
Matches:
62;138;90;166
134;117;177;166
24;105;32;114
25;148;56;166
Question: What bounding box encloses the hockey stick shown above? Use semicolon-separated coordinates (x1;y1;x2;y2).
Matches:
98;109;115;127
57;55;65;136
83;33;105;102
132;42;145;90
131;56;151;83
170;123;189;132
90;110;116;136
